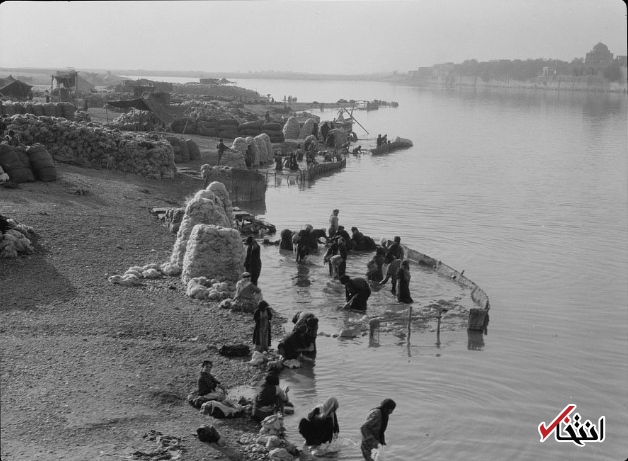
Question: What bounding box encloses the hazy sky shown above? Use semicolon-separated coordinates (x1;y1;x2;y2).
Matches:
0;0;626;74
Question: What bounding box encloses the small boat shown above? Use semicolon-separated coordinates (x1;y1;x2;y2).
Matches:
233;207;276;235
370;137;413;155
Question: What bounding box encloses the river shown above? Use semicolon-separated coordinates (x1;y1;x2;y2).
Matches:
144;76;628;459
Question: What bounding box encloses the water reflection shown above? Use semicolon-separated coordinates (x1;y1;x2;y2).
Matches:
467;330;486;351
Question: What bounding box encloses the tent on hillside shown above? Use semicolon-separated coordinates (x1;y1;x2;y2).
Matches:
106;93;185;125
0;75;33;99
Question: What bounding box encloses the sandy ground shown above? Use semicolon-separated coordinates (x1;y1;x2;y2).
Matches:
0;157;289;460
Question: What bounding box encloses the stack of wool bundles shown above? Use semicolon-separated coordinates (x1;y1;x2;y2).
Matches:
187;139;201;160
261;122;284;143
217;119;239;139
3;114;176;179
181;224;244;287
254;133;274;164
0;102;75;120
186;274;235;301
0;144;35;183
162;187;233;276
206;181;235;227
219;150;246;169
282;116;300;140
231;137;249;156
108;263;163;287
298;118;316;139
197;118;219;137
0;217;35;258
326;128;348;147
238;120;263;137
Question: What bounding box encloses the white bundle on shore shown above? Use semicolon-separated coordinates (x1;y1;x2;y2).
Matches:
231;137;248;155
181;224;245;284
108;262;163;286
298;119;316;139
253;135;269;164
162;188;232;276
282;116;300;140
206;181;235;227
218;151;246;169
254;133;274;164
0;229;35;258
186;276;235;301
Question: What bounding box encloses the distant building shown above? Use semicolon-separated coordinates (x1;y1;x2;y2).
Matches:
585;42;614;68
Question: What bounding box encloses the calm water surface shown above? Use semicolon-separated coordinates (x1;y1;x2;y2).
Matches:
147;77;627;459
233;80;627;461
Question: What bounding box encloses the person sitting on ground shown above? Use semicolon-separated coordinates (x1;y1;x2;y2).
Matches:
198;360;226;398
233;272;262;313
4;130;21;147
299;397;340;447
384;236;404;263
380;258;402;296
252;372;290;422
340;275;372;310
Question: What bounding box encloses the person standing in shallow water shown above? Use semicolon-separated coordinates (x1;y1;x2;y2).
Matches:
253;300;272;352
360;398;396;461
328;209;339;239
396;260;414;303
244;236;262;286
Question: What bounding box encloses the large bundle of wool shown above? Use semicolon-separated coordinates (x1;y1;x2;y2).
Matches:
253;135;269;164
206;181;235;227
108;263;163;287
3;114;176;179
298;119;316;139
254;133;274;164
187;139;201;160
181;224;245;284
0;144;34;183
162;188;232;275
186;276;235;301
231;137;248;156
219;151;246;169
282;116;300;140
326;128;348;147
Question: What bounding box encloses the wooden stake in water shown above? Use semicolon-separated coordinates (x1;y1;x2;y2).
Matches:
436;309;442;347
407;305;412;344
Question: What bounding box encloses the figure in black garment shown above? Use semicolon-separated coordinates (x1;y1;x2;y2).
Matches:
340;275;371;310
244;236;262;285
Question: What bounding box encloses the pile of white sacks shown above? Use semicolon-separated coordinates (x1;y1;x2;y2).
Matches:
109;181;246;301
219;133;274;169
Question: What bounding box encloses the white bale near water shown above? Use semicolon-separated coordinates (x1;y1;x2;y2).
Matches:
206;181;235;228
162;188;232;276
245;136;261;166
253;135;269;164
181;224;245;284
282;116;300;140
231;137;248;155
299;118;316;139
219;151;246;169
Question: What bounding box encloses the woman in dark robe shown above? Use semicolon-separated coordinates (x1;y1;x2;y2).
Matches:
366;247;385;282
299;397;340;447
396;260;414;303
296;225;314;263
253;301;272;352
244;236;262;285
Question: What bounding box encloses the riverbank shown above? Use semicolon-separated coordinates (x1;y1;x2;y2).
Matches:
0;162;288;461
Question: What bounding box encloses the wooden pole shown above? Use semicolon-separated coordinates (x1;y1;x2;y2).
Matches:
436;309;442;347
407;305;412;344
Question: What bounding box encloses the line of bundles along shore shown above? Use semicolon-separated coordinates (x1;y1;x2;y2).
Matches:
0;87;404;460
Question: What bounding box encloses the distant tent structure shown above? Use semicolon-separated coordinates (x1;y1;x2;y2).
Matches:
106;93;185;126
0;75;33;99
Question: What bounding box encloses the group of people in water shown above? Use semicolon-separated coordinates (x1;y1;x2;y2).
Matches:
193;207;412;459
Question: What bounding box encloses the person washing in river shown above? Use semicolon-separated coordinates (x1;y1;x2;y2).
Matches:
360;398;396;461
328;209;340;239
340;275;371;310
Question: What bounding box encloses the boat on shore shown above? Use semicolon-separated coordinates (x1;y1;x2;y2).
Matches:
370;137;413;155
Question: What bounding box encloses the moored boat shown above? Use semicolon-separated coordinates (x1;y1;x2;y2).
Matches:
370;137;413;155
